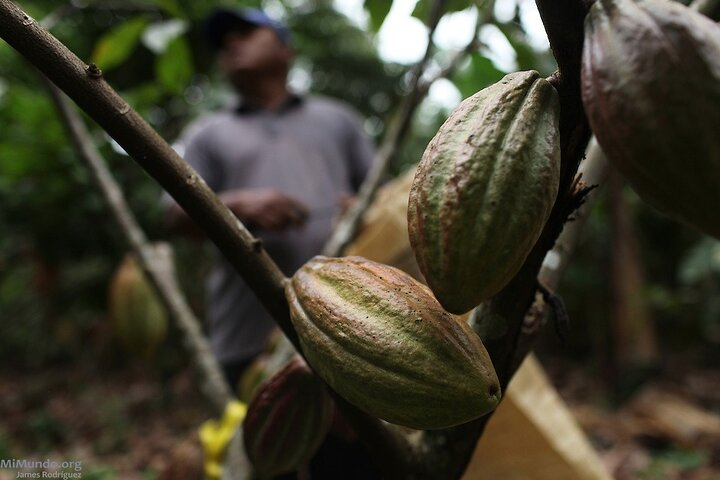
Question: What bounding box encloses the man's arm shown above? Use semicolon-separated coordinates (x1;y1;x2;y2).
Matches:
166;188;309;235
164;119;309;236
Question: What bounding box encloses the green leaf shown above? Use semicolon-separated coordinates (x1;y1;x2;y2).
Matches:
152;0;184;18
451;53;505;98
155;36;193;95
91;17;150;71
412;0;474;23
365;0;393;32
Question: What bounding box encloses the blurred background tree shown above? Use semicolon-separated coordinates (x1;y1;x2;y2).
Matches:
0;0;717;405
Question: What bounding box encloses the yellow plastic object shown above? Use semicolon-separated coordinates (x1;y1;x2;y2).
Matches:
199;401;247;480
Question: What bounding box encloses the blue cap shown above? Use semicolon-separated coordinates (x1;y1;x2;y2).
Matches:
204;7;291;49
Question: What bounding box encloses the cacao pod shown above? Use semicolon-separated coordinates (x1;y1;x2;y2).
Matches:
108;253;167;360
408;70;561;314
243;355;334;477
236;355;271;403
582;0;720;239
286;255;501;430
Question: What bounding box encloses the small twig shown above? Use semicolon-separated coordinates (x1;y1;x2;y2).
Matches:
417;12;483;97
538;139;609;291
504;140;609;369
322;0;452;257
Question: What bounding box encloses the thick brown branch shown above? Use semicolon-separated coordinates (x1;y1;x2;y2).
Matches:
0;2;415;476
322;0;450;257
413;1;595;478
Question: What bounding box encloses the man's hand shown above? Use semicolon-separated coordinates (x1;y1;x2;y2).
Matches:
220;189;308;231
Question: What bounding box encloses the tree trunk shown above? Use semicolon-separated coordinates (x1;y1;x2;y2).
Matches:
607;166;659;371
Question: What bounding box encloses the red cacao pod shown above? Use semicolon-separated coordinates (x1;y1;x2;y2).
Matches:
243;355;334;477
582;0;720;238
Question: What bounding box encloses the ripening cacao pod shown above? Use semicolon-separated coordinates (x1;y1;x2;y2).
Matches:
236;355;270;403
286;255;501;430
408;71;561;314
582;0;720;239
243;355;334;477
108;253;167;360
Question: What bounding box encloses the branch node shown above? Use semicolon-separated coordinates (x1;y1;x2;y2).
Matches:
21;14;34;26
251;239;263;253
86;63;103;78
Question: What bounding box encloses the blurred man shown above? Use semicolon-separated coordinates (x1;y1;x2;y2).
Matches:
166;7;374;389
166;9;382;478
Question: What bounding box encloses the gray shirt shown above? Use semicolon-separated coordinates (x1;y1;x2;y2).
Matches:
175;95;374;364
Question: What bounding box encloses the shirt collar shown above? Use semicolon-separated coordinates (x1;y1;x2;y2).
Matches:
235;93;303;115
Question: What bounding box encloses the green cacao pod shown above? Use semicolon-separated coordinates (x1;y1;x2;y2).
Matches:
408;71;561;314
243;355;334;477
108;253;167;360
286;255;501;430
582;0;720;239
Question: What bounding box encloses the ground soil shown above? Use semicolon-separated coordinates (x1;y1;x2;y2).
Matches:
1;353;719;480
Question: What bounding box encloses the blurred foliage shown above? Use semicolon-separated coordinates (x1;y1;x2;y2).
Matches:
549;185;720;376
0;0;717;385
636;448;709;479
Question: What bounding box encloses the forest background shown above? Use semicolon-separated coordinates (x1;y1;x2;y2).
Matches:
0;0;719;478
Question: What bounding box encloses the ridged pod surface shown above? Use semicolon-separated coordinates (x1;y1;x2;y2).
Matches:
243;355;334;477
108;254;167;360
582;0;720;239
408;71;561;314
286;255;500;430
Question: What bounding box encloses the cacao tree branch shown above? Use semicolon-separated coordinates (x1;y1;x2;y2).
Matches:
416;12;483;97
537;139;608;292
45;75;257;479
43;77;235;415
512;139;608;369
321;0;449;257
0;3;414;477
